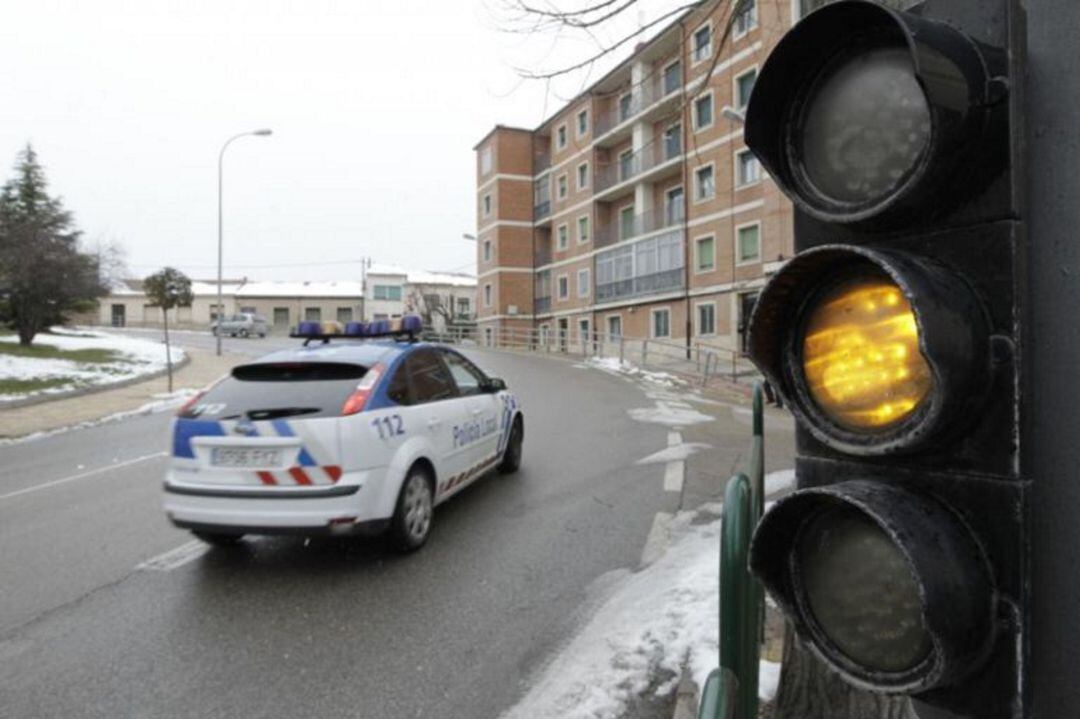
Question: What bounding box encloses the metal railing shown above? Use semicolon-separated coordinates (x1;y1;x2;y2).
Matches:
595;140;682;193
426;324;759;387
534;200;551;221
595;205;685;248
594;69;683;139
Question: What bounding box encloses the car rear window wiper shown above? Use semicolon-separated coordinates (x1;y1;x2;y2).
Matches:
244;407;322;420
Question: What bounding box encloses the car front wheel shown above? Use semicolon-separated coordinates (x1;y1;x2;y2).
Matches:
498;417;524;474
388;466;434;552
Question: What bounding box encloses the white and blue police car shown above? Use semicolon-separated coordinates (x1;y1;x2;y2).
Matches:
164;316;523;552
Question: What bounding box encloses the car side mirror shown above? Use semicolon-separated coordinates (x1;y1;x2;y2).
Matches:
480;377;507;393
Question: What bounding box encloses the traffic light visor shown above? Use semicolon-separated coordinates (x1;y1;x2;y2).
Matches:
802;276;932;431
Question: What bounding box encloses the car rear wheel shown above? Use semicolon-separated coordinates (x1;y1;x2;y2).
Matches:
389;466;434;552
498;417;524;474
192;530;244;547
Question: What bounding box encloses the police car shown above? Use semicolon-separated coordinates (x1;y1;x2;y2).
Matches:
164;316;524;552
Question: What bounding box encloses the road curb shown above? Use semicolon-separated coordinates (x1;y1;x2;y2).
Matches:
0;354;192;410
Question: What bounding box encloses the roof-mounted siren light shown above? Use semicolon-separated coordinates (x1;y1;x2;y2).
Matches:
295;321;322;337
744;0;1007;229
344;322;366;337
401;314;423;336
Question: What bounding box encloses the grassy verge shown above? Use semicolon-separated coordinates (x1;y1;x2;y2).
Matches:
0;377;77;395
0;335;128;364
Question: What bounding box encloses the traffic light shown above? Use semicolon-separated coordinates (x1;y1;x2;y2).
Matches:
742;1;1027;716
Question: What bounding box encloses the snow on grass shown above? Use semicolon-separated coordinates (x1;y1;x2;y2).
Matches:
0;328;185;402
501;470;796;719
628;404;715;427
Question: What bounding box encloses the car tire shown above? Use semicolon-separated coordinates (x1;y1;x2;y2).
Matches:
388;465;434;552
498;417;524;474
192;530;244;547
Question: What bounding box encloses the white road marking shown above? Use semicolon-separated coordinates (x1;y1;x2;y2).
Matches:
639;511;674;568
137;540;209;571
0;451;167;503
663;431;685;493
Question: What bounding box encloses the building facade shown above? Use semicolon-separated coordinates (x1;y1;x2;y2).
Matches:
474;0;809;355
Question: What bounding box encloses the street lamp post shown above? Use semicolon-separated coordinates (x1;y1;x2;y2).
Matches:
216;128;272;356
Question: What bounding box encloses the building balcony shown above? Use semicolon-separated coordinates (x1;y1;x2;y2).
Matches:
594;139;683;200
534;200;551;222
593;69;683;148
534;296;552;315
535;244;553;267
595;268;684;304
595;204;685;249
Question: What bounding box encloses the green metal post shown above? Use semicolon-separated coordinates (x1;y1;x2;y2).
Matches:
720;473;758;719
698;668;738;719
749;382;766;647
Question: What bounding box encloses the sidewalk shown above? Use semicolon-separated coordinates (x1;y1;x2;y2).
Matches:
0;348;240;439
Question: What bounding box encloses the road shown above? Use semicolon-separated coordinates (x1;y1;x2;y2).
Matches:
0;334;709;718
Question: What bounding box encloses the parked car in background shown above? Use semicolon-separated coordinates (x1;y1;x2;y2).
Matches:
211;313;269;338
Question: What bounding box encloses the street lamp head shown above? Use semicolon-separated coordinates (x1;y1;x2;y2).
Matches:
721;106;746;125
462;233;477;241
253;128;273;136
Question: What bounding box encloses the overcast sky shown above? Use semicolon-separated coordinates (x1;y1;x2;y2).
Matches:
0;0;683;282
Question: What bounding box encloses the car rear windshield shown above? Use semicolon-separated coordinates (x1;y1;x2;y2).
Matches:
179;362;368;420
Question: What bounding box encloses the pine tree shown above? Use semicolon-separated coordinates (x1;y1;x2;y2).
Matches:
0;144;105;345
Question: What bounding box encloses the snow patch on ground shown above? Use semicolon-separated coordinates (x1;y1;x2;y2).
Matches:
764;469;796;496
581;356;687;388
0;328;184;401
500;505;782;719
636;443;712;465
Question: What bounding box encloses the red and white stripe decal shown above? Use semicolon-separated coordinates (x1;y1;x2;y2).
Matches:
438;455;499;496
252;465;343;486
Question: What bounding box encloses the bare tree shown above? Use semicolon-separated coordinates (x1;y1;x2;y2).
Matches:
143;267;193;393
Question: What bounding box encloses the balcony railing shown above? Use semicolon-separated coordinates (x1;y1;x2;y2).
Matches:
595;204;685;248
594;67;682;139
595;139;682;193
534;296;552;314
534;200;551;221
596;268;684;303
535;244;553;267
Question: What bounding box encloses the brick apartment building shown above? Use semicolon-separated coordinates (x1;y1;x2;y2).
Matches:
474;0;823;355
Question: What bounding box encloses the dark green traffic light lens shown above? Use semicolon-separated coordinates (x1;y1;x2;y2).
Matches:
799;46;931;206
795;503;932;674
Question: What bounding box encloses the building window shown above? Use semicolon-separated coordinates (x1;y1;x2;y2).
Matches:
618;92;633;122
482;193;492;217
619;150;634;182
483;240;492;262
734;0;758;36
373;285;403;301
737;223;762;264
484;284;492;307
665;186;685;225
577;268;590;298
695;235;716;272
456;296;470;317
556;124;568;150
663;60;682;95
735;68;757;111
577;216;590;245
692;23;712;63
695;164;715;201
557;223;569;250
693;92;713;131
607;315;622;340
697;302;717;336
651;308;671;338
557;173;568;199
577;162;589;190
577;109;589;137
663;122;682;160
619;205;636;239
273;307;289;326
304;307;321;322
578;318;590;344
736;149;761;187
480;146;492;175
557;274;569;300
337;307;353;323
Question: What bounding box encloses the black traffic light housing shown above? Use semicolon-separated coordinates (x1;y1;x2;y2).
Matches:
743;1;1027;717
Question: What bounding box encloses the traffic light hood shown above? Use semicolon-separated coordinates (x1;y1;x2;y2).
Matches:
745;0;1007;228
750;480;995;694
747;244;992;455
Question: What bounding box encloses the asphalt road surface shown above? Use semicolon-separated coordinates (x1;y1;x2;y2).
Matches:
0;337;688;718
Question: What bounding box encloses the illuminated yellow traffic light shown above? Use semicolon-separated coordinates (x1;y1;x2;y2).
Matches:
801;277;932;431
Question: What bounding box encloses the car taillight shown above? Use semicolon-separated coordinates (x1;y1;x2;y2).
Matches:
341;364;384;416
176;391;205;417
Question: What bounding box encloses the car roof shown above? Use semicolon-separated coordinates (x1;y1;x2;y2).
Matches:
243;339;439;367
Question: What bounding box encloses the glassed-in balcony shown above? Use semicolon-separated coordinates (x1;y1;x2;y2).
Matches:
595;231;685;303
595;204;685;249
534;178;552;221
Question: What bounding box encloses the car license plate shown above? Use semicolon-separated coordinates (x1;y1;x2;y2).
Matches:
210;447;284;468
